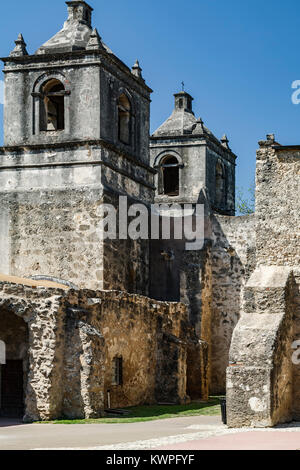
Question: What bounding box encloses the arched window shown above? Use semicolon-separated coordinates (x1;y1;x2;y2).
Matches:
215;160;225;206
159;156;180;197
118;94;131;145
40;79;65;131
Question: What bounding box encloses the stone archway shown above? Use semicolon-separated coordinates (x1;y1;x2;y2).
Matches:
0;308;29;418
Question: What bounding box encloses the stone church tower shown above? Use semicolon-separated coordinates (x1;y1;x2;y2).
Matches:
149;91;237;323
150;91;236;214
149;91;242;395
0;1;154;293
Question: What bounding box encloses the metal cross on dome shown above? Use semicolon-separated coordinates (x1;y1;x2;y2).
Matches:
181;81;185;91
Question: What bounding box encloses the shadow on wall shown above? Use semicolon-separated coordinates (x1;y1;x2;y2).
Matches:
149;207;256;397
210;214;256;395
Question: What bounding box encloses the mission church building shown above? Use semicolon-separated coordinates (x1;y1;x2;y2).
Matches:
0;0;205;421
0;1;299;427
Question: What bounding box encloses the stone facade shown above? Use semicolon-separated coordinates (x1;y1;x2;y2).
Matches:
227;137;300;427
0;279;203;421
0;0;154;295
210;214;256;394
149;93;255;396
0;1;299;426
150;92;236;215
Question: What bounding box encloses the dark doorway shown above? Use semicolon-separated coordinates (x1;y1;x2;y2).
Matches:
0;360;24;418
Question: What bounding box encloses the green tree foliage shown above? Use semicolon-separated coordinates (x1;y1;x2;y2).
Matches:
236;182;255;215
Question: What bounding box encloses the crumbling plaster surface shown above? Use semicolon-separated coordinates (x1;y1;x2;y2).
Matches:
210;214;256;394
227;267;296;428
0;282;201;422
226;141;300;428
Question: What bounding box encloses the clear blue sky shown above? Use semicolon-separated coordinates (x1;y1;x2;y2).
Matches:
1;0;300;191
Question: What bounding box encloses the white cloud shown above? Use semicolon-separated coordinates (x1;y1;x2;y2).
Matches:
0;80;4;105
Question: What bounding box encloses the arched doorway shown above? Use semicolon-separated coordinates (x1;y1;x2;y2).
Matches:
0;308;28;418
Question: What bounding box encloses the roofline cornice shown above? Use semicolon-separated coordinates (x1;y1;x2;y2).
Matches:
1;49;153;94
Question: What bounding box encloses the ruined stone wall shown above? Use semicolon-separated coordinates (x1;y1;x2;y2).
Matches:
79;291;192;408
227;267;295;427
256;144;300;267
197;244;212;400
62;299;105;420
210;214;256;394
226;140;300;428
0;283;200;421
256;143;300;418
0;283;66;422
0;284;104;422
293;271;300;420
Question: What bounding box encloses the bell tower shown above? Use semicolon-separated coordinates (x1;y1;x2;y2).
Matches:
0;1;154;295
150;91;236;215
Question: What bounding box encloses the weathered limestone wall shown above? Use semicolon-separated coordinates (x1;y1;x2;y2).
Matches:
1;18;154;296
0;283;66;422
255;144;300;267
101;191;151;295
62;301;105;420
196;244;212;400
206;146;236;215
0;186;105;290
149;209;256;397
0;283;201;421
79;291;195;408
256;142;300;422
210;214;256;394
226;139;300;428
227;267;295;427
293;272;300;420
0;142;154;294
